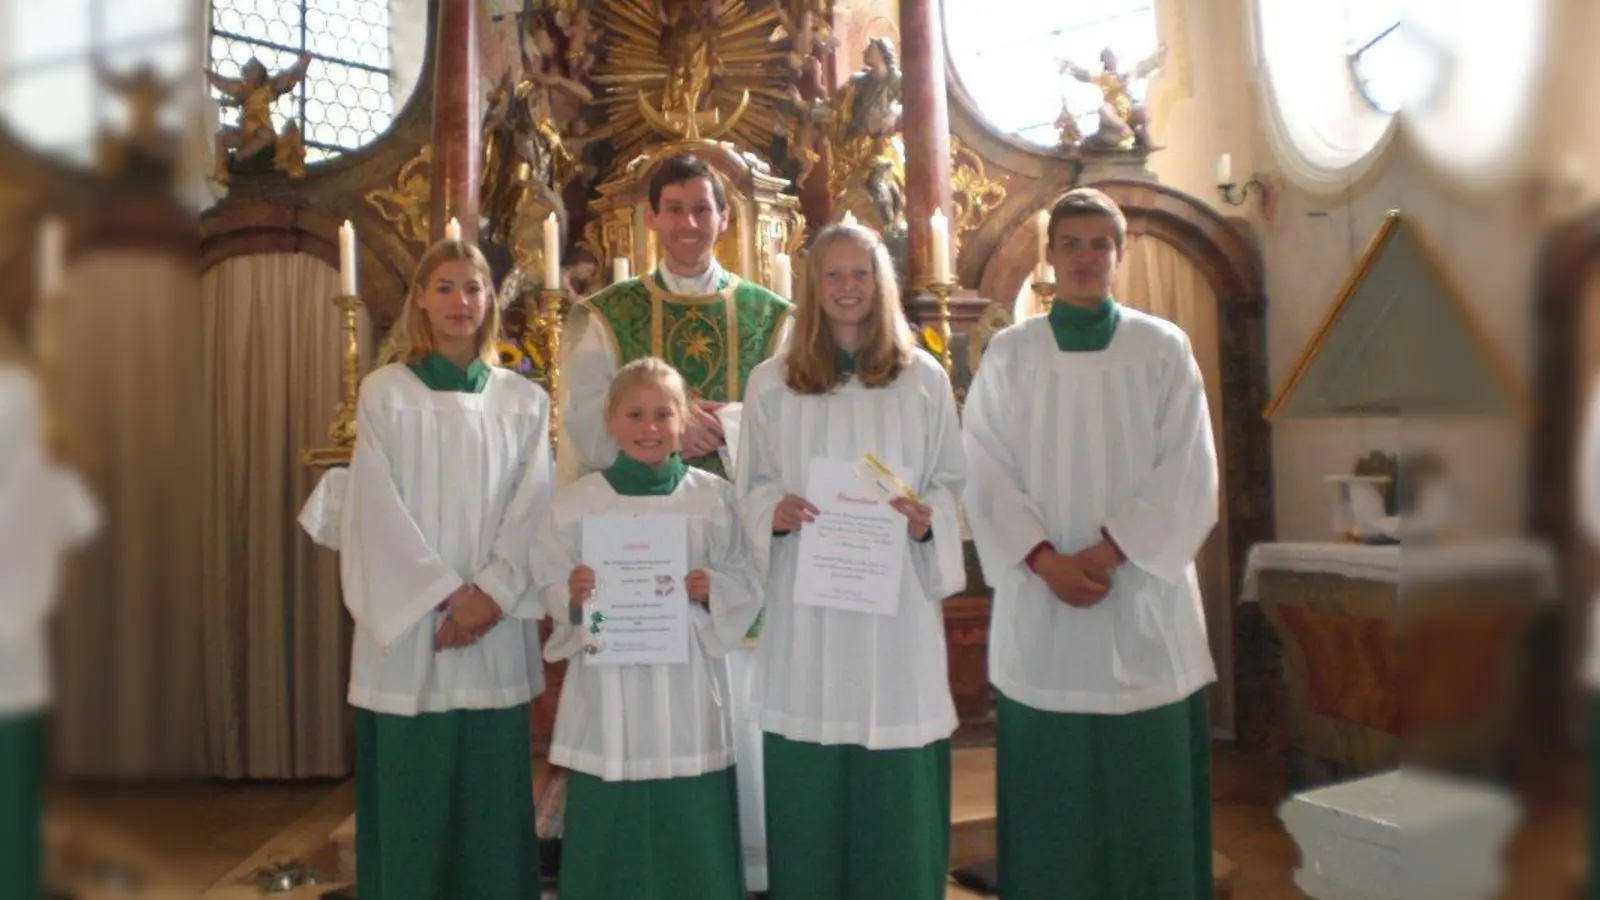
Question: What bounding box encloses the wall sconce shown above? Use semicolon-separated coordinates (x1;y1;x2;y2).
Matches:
1215;153;1276;217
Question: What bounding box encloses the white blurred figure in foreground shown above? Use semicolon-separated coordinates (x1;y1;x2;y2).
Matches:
0;329;99;899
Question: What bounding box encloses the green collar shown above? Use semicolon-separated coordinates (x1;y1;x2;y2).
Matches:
408;351;491;393
602;451;688;497
1047;297;1121;352
834;347;857;375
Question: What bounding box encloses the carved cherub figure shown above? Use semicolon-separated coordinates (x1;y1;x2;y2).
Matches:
204;53;312;182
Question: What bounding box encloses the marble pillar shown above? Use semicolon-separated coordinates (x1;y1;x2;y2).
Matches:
431;0;480;243
899;0;953;289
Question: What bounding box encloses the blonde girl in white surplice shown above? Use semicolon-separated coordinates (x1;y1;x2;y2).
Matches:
735;222;967;900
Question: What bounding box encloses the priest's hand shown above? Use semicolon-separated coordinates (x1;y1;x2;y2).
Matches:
686;569;711;606
773;494;820;532
448;587;504;639
682;402;725;458
1034;549;1111;607
889;497;933;540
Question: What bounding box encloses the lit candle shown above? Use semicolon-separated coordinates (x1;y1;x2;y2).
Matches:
37;216;63;299
1035;262;1056;284
1036;209;1049;263
613;257;631;283
444;216;462;242
339;220;358;296
542;213;561;288
1216;153;1233;185
773;252;792;298
840;211;858;228
929;210;950;284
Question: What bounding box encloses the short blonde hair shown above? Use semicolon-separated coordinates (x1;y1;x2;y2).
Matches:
784;223;914;395
606;356;691;421
384;239;500;366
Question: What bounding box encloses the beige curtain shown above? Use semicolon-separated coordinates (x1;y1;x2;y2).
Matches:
49;252;206;777
1111;236;1235;739
199;253;369;778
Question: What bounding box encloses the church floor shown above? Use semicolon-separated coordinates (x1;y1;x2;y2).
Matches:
41;745;1585;899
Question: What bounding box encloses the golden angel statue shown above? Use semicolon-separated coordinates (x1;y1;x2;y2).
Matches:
95;60;179;178
827;37;906;234
204;53;312;182
1058;46;1166;152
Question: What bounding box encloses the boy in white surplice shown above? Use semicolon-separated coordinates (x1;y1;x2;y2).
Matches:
962;187;1220;899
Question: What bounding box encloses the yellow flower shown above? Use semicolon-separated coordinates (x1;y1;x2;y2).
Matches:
921;325;945;356
496;340;525;368
520;332;547;367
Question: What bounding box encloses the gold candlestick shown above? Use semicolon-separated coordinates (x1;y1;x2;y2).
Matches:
303;293;364;468
1029;280;1055;318
924;280;957;377
540;287;569;456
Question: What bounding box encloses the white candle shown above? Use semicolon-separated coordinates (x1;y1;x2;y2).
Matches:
840;211;858;228
613;257;631;283
339;220;358;296
773;252;792;298
1035;262;1055;284
542;213;561;288
444;217;462;242
1036;209;1050;262
929;210;950;283
37;217;63;299
1216;153;1232;185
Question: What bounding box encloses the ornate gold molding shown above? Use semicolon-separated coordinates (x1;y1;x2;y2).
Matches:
950;137;1008;260
364;144;432;246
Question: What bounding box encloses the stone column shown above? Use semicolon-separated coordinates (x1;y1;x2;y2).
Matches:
899;0;953;288
431;0;480;243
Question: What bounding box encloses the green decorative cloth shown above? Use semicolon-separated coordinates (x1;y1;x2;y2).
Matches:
1048;297;1121;353
582;271;791;477
559;767;746;900
354;706;537;900
996;690;1212;900
0;713;44;900
763;733;951;900
407;351;491;393
603;451;688;497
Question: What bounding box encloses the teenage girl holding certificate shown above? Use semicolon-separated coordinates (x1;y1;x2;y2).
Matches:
735;222;968;899
535;356;762;899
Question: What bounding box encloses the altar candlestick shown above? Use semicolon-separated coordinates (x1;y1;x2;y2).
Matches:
929;210;951;283
1036;209;1050;262
339;220;358;296
613;257;631;283
542;213;561;288
773;252;792;298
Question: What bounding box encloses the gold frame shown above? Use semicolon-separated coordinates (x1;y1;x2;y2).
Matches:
1262;210;1530;421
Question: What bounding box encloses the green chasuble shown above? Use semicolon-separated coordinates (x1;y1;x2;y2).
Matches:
408;351;491;393
0;714;45;900
580;271;791;478
764;734;952;900
355;707;537;900
1048;296;1121;352
996;691;1212;900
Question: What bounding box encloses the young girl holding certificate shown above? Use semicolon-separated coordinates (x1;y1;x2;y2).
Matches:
536;357;762;899
341;239;553;899
736;223;968;899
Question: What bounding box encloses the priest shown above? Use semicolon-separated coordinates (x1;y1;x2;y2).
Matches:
557;151;792;892
961;187;1220;899
560;153;792;482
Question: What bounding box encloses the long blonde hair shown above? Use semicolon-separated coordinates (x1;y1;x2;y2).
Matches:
783;223;913;394
383;239;501;366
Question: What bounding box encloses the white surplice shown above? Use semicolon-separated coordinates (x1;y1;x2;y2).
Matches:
340;363;553;716
736;350;967;749
534;469;762;781
0;365;99;716
1579;371;1600;689
556;260;793;483
962;309;1219;715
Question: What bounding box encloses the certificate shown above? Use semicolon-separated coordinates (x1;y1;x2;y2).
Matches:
792;456;910;617
581;513;690;665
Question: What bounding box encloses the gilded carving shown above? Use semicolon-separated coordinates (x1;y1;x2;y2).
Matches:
364;144;432;246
